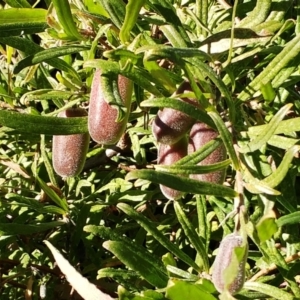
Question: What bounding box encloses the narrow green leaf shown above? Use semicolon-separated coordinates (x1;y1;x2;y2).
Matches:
138;47;212;107
97;0;126;29
196;195;209;255
120;0;144;44
104;48;142;63
174;138;223;166
36;176;69;212
6;193;66;215
138;45;211;62
237;0;272;28
143;60;176;93
126;169;237;198
98;75;128;122
103;240;168;288
243;180;281;196
38;206;67;215
97;268;138;281
248;117;300;136
141;97;215;128
40;134;59;186
83;0;109;16
0;221;65;235
5;0;31;8
84;59;165;96
174;201;209;271
239;34;300;101
84;225;167;276
52;0;82;40
160;24;188;48
0;8;46;24
277;212;300;227
21;90;75;102
182;62;209;107
6;193;41;210
266;0;292;22
0;8;47;36
208;111;240;170
70;204;91;251
0;37;81;80
189;58;236;123
0;110;87;135
262;145;300;188
13;45;89;74
166;265;199;280
242;163;281;195
125;65;170;97
243;282;294;300
156;159;231;175
148;0;191;44
239;104;293;153
265;239;289;270
117;203;201;272
199;28;271;55
267;135;299;150
83;58;120;74
97;268;142;290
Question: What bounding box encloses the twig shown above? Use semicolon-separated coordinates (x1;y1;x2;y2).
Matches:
0;258;62;277
217;0;231;10
248;251;300;282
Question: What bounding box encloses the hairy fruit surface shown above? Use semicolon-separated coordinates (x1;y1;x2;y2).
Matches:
188;122;226;184
152;81;198;145
88;69;133;145
52;108;90;178
157;136;188;200
212;233;248;295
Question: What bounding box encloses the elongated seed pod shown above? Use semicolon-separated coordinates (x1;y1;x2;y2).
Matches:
157;136;188;200
52;108;90;178
188;122;226;184
212;233;248;295
152;81;198;145
88;69;133;145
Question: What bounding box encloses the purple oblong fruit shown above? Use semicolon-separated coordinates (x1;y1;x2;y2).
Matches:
157;136;188;200
212;232;248;295
188;122;226;184
52;108;90;178
88;69;133;145
152;81;198;145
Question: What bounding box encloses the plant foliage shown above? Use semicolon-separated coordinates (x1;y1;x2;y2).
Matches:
0;0;300;299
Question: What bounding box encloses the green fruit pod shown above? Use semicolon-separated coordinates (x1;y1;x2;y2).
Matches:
157;136;188;200
212;233;248;295
88;69;133;145
52;108;90;178
188;122;226;184
152;81;198;145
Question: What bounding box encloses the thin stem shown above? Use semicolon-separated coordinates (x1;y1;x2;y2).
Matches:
223;0;239;68
217;0;231;10
249;251;300;282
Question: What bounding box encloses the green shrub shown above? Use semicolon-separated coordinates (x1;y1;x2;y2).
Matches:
0;0;299;299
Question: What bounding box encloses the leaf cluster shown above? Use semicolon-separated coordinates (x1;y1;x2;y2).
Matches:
0;0;300;299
